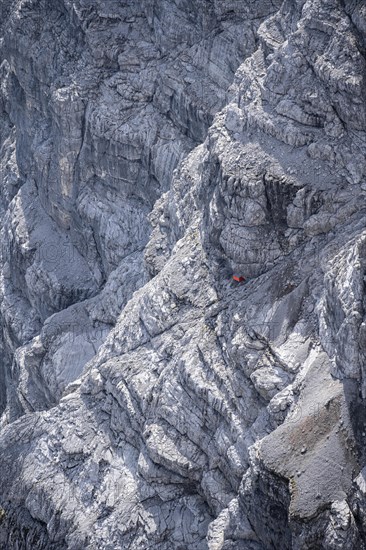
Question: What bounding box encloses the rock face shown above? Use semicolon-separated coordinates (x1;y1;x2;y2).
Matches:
0;0;366;548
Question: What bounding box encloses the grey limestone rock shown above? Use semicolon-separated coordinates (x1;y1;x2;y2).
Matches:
0;0;366;549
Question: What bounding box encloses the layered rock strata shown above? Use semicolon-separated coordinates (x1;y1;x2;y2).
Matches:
0;1;366;549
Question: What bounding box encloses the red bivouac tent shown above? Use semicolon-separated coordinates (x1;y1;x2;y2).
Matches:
233;275;245;283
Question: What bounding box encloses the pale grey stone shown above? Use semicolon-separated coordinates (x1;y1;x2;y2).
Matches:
0;0;366;549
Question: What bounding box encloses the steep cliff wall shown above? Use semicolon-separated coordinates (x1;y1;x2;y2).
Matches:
0;0;366;549
0;0;270;420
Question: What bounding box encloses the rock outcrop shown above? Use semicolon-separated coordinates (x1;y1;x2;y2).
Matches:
0;0;366;548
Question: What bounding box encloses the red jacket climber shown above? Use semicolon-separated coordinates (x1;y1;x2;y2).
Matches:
233;275;245;283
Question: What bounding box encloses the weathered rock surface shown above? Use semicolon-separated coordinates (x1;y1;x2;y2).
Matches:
0;0;366;548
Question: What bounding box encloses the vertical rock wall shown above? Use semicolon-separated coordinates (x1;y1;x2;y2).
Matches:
0;0;366;549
